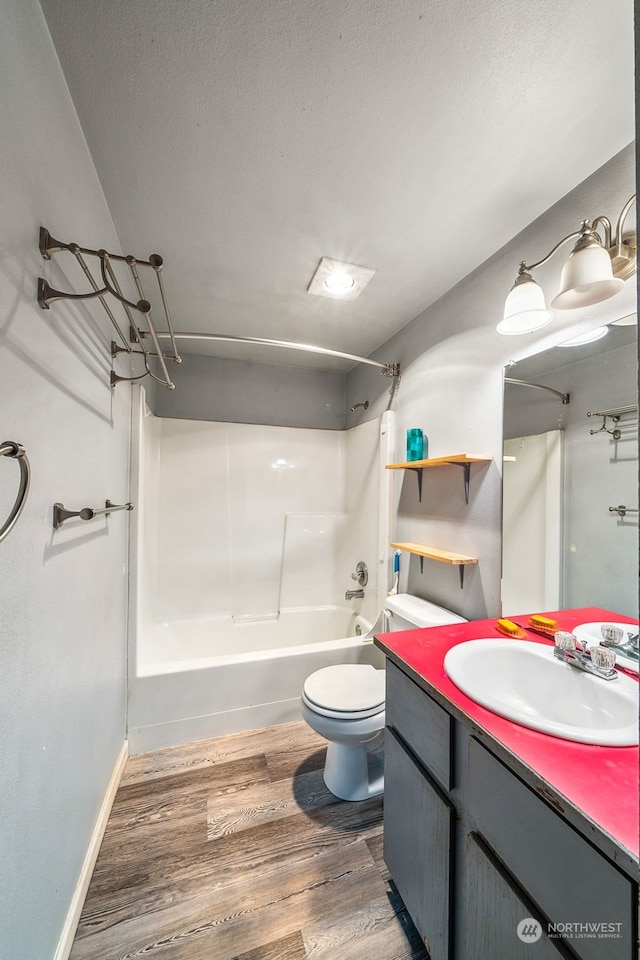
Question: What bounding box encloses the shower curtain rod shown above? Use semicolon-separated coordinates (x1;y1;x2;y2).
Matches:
141;331;400;377
504;378;570;404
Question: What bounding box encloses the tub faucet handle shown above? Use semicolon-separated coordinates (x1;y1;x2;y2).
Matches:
350;561;368;587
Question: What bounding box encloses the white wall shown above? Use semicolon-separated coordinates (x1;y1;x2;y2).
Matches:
346;144;637;621
152;351;347;429
137;408;382;643
0;2;130;957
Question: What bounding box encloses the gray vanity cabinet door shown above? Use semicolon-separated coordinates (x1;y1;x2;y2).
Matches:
383;727;454;960
463;833;569;960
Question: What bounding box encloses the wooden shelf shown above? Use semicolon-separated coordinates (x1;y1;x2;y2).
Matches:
386;453;492;503
385;453;491;471
392;541;478;588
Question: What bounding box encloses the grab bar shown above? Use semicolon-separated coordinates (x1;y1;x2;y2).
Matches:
53;499;133;529
0;441;31;543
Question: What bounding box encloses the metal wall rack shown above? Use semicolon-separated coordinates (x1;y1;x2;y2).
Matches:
587;404;638;439
37;227;181;390
37;228;401;388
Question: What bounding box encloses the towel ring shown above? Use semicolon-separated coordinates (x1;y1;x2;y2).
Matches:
0;441;31;543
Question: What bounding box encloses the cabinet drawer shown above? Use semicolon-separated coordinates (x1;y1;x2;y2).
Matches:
468;738;635;960
386;660;453;790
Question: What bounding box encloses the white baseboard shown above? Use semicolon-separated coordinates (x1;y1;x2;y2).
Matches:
53;740;129;960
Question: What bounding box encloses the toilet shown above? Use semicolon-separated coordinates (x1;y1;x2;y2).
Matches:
301;593;467;801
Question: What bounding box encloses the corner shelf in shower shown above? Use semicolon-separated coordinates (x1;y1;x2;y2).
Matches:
391;541;477;589
385;453;491;503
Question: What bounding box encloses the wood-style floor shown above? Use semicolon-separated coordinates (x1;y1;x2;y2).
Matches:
71;720;429;960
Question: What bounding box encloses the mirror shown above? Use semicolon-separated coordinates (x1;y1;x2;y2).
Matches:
502;319;637;619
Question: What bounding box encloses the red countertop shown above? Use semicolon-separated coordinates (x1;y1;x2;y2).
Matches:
375;606;639;863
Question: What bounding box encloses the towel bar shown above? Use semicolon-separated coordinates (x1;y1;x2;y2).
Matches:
0;441;31;543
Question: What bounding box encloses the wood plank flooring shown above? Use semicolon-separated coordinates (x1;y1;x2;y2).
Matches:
71;721;429;960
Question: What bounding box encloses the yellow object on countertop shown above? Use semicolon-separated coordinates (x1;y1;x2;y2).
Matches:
529;614;558;634
496;618;526;639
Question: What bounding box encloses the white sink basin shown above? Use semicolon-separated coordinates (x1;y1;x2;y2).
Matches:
443;638;639;746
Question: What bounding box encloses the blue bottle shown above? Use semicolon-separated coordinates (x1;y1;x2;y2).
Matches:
406;428;424;461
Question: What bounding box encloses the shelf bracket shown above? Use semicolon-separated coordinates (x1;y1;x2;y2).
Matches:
447;461;471;504
408;467;423;502
417;555;466;588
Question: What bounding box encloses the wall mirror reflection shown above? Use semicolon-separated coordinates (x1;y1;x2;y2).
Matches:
502;317;638;618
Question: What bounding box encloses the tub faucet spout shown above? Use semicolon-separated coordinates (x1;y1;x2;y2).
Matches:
345;588;364;600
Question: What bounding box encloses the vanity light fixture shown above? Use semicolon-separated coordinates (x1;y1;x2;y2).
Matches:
556;326;609;347
307;257;375;301
498;195;637;335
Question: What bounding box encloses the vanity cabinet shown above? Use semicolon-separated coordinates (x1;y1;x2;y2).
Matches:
463;831;568;959
384;729;454;960
383;660;638;960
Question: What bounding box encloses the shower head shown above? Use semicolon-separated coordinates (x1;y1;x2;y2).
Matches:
350;400;369;412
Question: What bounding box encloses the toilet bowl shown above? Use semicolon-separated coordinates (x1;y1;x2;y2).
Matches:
301;663;385;801
301;593;466;801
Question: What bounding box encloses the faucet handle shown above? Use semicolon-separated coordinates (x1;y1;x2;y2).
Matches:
350;561;368;587
601;624;625;644
590;644;616;672
554;631;577;651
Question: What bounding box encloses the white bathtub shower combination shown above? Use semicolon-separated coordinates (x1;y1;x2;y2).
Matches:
132;606;382;752
128;388;395;752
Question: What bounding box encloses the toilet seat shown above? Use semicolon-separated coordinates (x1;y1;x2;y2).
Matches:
302;664;385;720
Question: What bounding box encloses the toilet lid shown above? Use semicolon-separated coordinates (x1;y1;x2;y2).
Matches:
303;664;385;714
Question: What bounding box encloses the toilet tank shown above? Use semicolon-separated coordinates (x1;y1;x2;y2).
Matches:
384;593;467;631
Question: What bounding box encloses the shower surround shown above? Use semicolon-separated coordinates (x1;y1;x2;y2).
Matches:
128;388;393;751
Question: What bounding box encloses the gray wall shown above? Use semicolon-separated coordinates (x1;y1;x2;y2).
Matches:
345;144;637;621
504;338;638;616
152;352;347;429
0;2;130;957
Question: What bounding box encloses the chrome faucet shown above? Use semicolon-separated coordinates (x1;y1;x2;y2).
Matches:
600;627;639;661
553;637;618;681
345;588;365;600
345;561;367;600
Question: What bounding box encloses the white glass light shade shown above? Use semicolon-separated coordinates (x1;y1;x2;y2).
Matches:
610;313;637;326
497;275;552;335
551;243;624;310
556;326;609;347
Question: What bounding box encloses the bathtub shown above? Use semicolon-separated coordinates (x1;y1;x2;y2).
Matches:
128;605;383;753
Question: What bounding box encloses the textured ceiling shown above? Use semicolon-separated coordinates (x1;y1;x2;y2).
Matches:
40;0;635;371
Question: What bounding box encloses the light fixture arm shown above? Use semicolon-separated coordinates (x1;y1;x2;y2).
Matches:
615;195;636;243
591;215;612;249
519;230;581;274
521;193;636;275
